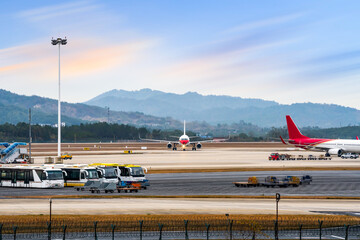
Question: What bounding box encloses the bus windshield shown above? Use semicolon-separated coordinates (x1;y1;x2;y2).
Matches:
103;167;117;178
131;167;145;177
46;171;64;180
87;169;99;179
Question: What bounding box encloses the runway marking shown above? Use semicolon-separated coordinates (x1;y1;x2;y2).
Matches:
331;235;345;239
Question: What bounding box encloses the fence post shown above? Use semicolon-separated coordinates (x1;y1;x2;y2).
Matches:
345;225;349;240
252;230;256;240
184;220;189;240
62;225;67;240
299;224;302;240
318;220;323;240
228;219;233;240
13;226;17;240
111;224;116;240
0;223;3;240
205;223;210;240
274;220;278;240
94;221;98;240
47;221;51;240
139;220;143;240
158;223;163;240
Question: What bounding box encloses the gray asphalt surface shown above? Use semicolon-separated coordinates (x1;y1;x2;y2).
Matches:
1;170;359;197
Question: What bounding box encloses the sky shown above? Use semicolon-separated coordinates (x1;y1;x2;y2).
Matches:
1;1;360;108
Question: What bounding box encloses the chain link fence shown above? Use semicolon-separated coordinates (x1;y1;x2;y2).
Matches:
0;218;360;239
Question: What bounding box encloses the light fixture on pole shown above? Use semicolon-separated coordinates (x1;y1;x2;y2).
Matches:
51;37;67;157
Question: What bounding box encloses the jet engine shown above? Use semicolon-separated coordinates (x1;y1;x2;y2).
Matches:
167;143;172;149
328;148;344;157
196;143;202;149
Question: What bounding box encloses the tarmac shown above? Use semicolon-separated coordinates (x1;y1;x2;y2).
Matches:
1;198;360;215
2;146;360;216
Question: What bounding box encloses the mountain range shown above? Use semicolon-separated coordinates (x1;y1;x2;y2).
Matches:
85;89;360;128
0;89;178;128
0;88;359;131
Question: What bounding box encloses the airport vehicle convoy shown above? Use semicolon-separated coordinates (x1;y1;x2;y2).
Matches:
53;164;100;187
233;175;311;188
268;153;331;160
89;163;150;189
281;115;360;157
0;166;64;188
341;153;359;159
233;176;260;187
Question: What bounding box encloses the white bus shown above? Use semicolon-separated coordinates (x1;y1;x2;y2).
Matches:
0;166;64;188
90;163;149;189
60;166;100;187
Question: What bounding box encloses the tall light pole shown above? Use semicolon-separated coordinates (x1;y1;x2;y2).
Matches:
51;37;67;157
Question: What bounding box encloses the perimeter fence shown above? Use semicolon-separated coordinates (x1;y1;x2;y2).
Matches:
0;217;360;239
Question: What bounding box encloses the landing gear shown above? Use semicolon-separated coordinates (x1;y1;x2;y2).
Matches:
192;148;196;151
183;148;186;151
325;152;330;157
173;147;177;150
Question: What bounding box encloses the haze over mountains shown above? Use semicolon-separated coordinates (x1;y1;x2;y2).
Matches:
1;88;360;130
86;89;360;128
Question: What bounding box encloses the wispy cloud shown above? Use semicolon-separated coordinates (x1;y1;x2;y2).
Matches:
223;12;306;34
17;1;99;22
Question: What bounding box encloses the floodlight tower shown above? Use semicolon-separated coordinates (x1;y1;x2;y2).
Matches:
51;37;67;157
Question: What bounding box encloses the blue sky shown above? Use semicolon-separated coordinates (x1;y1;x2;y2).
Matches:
1;0;360;109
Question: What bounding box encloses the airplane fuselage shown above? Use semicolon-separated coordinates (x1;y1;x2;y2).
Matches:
291;138;360;153
179;134;190;146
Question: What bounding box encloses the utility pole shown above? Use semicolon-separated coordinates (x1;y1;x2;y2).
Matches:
29;108;32;162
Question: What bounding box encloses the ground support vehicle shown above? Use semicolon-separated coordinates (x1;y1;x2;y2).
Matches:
300;175;313;185
61;153;72;160
116;182;141;193
262;176;289;188
100;182;117;193
269;153;331;161
233;177;260;187
296;155;306;160
0;166;64;188
341;153;359;159
282;176;300;187
75;180;101;193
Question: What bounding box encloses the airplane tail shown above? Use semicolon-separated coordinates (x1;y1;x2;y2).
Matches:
184;120;186;135
286;115;309;140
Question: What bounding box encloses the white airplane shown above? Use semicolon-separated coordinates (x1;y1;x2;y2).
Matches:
141;120;213;151
281;115;360;157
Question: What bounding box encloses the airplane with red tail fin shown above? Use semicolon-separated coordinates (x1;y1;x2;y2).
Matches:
280;115;360;157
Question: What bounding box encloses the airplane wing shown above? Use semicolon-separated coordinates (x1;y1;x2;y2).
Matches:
139;137;175;143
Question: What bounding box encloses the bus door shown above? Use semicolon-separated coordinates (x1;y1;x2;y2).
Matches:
11;170;16;187
24;170;30;187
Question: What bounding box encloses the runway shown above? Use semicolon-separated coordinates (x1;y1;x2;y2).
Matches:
1;170;360;197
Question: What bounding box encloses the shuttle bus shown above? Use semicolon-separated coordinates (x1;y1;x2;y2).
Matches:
0;166;64;188
89;163;150;188
59;165;100;187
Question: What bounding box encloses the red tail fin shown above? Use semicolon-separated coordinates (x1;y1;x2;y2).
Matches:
286;115;308;140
